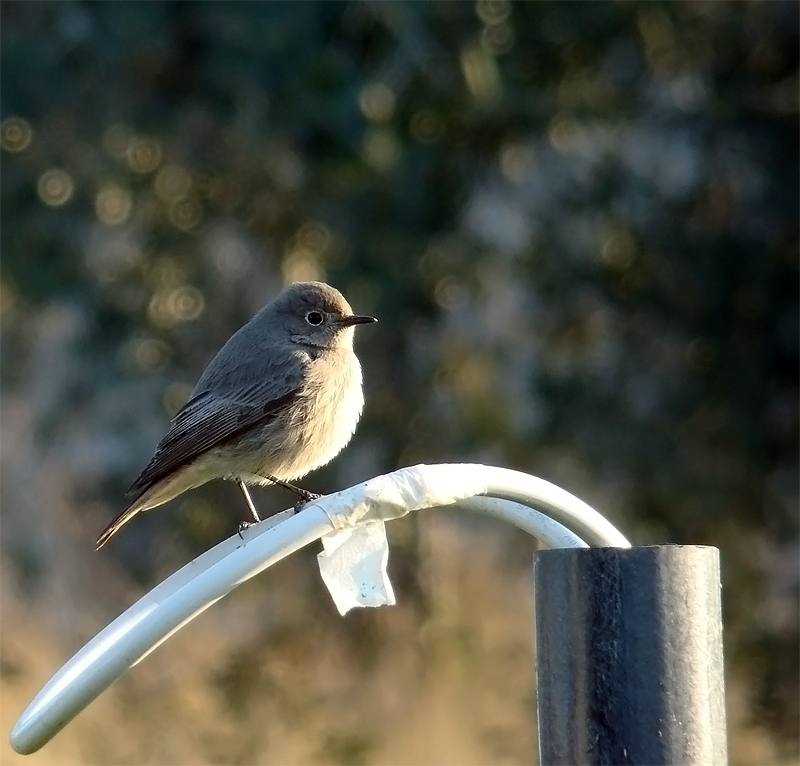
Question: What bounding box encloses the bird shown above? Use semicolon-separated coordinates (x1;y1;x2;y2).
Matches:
95;281;376;549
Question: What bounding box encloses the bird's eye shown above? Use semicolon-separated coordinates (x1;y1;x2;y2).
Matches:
305;310;324;326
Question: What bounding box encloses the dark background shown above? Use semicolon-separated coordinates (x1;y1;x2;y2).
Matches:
1;2;797;764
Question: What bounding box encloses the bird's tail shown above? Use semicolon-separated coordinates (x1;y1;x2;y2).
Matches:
96;467;206;549
95;502;142;550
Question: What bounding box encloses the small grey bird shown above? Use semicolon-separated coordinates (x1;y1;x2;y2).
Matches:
96;281;376;549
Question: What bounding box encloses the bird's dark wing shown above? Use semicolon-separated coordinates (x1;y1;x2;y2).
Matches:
127;351;309;498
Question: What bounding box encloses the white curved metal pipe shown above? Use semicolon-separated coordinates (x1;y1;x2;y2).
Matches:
9;507;330;755
454;496;589;549
10;463;624;755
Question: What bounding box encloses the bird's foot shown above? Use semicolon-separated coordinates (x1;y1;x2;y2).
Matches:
292;489;322;513
294;488;321;506
238;520;254;539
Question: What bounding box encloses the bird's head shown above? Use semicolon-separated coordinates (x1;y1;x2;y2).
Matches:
270;281;376;349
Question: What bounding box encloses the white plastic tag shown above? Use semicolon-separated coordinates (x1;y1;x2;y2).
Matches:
317;521;396;615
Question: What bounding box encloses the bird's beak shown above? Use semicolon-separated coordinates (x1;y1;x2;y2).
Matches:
339;314;377;327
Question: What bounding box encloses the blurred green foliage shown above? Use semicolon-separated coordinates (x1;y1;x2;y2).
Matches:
1;1;797;762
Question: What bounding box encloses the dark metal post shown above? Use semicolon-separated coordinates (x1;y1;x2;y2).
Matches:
533;545;727;766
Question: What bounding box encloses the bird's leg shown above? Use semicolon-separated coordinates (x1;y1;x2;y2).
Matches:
239;481;262;522
237;482;262;538
237;476;321;539
261;473;321;505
